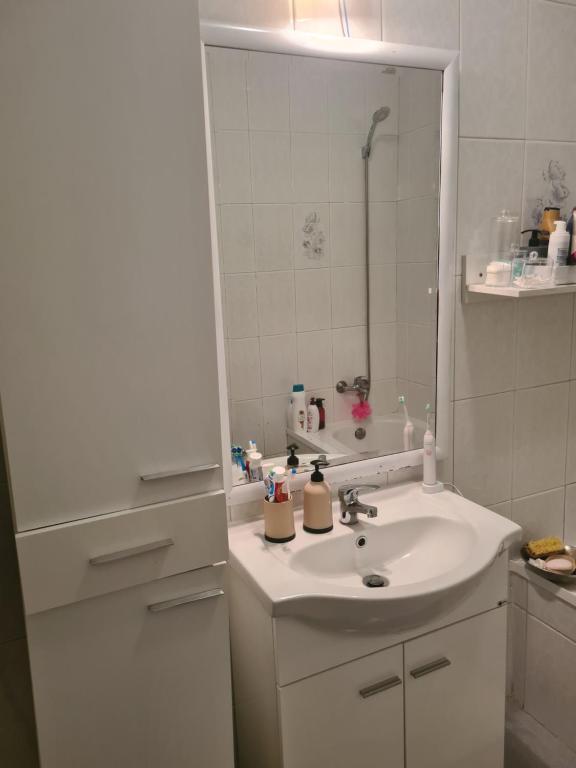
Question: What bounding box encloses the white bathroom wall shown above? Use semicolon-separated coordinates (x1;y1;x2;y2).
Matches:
207;48;400;456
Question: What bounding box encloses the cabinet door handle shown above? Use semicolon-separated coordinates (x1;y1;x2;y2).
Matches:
359;675;402;698
410;657;451;679
89;538;174;566
139;464;220;481
148;588;224;613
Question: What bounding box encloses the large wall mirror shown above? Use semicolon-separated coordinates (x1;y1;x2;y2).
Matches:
202;28;456;491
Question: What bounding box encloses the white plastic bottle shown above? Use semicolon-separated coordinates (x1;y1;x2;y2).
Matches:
548;219;570;267
291;384;307;433
307;399;320;433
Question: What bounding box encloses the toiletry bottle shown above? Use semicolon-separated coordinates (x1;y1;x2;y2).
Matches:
286;444;299;469
248;451;262;482
273;466;289;502
307;398;320;433
569;210;576;265
548;220;570;267
291;384;307;433
315;397;326;429
303;459;332;534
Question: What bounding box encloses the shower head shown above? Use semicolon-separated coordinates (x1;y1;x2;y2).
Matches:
362;106;391;159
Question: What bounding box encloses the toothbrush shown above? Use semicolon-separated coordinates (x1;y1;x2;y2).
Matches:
399;395;414;451
423;404;436;486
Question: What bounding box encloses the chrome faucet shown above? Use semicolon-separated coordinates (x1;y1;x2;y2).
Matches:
336;376;370;402
338;484;379;526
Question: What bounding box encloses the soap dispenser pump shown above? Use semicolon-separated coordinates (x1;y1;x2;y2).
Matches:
303;459;332;534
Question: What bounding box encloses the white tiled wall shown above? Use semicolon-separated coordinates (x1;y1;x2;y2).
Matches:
207;48;404;456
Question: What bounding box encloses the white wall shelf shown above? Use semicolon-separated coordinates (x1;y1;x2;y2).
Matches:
467;283;576;299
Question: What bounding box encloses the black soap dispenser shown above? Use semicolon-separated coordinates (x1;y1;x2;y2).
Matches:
286;444;299;469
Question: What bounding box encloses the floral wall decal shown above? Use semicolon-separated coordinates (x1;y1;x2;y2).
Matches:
301;211;325;262
530;160;571;226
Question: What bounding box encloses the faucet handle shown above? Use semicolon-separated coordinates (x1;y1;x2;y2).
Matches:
338;484;379;504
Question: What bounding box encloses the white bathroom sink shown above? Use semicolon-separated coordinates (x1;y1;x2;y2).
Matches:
228;483;521;626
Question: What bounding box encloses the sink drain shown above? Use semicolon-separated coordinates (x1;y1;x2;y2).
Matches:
362;574;388;588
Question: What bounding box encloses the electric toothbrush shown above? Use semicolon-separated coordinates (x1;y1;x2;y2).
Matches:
422;403;443;494
399;395;414;451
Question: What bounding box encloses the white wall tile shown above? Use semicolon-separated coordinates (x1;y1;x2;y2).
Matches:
229;338;262;400
565;482;576;544
256;270;295;335
247;51;290;131
515;295;573;388
293;204;330;268
219;205;255;273
263;394;291;456
231;399;264;449
397;263;437;325
457;139;525;264
291;133;329;203
327;60;366;134
572;299;576;379
511;487;565;541
253;204;294;271
369;134;399;202
454;393;514;506
398;126;440;200
460;0;528;139
489;500;512;519
403;324;436;386
214;131;252;204
370;323;397;381
566;381;576;484
331;266;366;327
329;133;365;202
224;274;259;338
250;131;292;203
455;279;517;399
369;264;396;324
525;616;576;753
294;0;381;39
289;56;328;134
207;48;248;131
295;268;331;331
513;382;569;498
330;203;364;266
369;202;397;264
527;0;576;142
297;330;333;389
200;0;293;29
381;0;459;49
522;141;576;229
397;197;439;263
332;325;368;383
365;65;399;135
398;68;442;135
260;333;298;395
370;379;399;416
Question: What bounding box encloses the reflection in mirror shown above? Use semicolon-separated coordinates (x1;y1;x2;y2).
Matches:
205;47;441;485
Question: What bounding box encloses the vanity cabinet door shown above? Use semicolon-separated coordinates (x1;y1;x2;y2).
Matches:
278;644;404;768
26;565;234;768
404;607;506;768
0;0;223;531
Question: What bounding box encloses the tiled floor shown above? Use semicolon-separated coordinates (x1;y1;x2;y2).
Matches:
506;705;576;768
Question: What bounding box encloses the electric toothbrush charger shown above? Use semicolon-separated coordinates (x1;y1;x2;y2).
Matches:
422;480;444;494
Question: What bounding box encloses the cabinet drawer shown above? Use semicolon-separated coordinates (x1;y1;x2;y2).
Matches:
16;490;228;614
27;565;234;768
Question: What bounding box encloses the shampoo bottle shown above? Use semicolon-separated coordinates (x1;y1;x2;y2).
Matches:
307;398;320;433
303;459;332;534
291;384;307;433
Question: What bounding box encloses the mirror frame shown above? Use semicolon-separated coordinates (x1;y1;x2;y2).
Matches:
200;23;458;505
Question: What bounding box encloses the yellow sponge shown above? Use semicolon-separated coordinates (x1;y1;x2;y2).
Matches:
526;537;565;558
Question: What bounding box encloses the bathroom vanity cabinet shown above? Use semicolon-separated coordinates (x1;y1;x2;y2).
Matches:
230;556;509;768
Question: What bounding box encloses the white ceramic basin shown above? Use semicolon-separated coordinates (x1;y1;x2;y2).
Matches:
228;483;521;626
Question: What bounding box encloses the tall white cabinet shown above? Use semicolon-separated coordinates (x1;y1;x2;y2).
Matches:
0;1;233;766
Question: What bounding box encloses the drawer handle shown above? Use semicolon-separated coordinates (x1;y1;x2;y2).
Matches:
139;464;220;481
148;588;224;613
359;675;402;698
410;657;451;679
89;538;174;566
